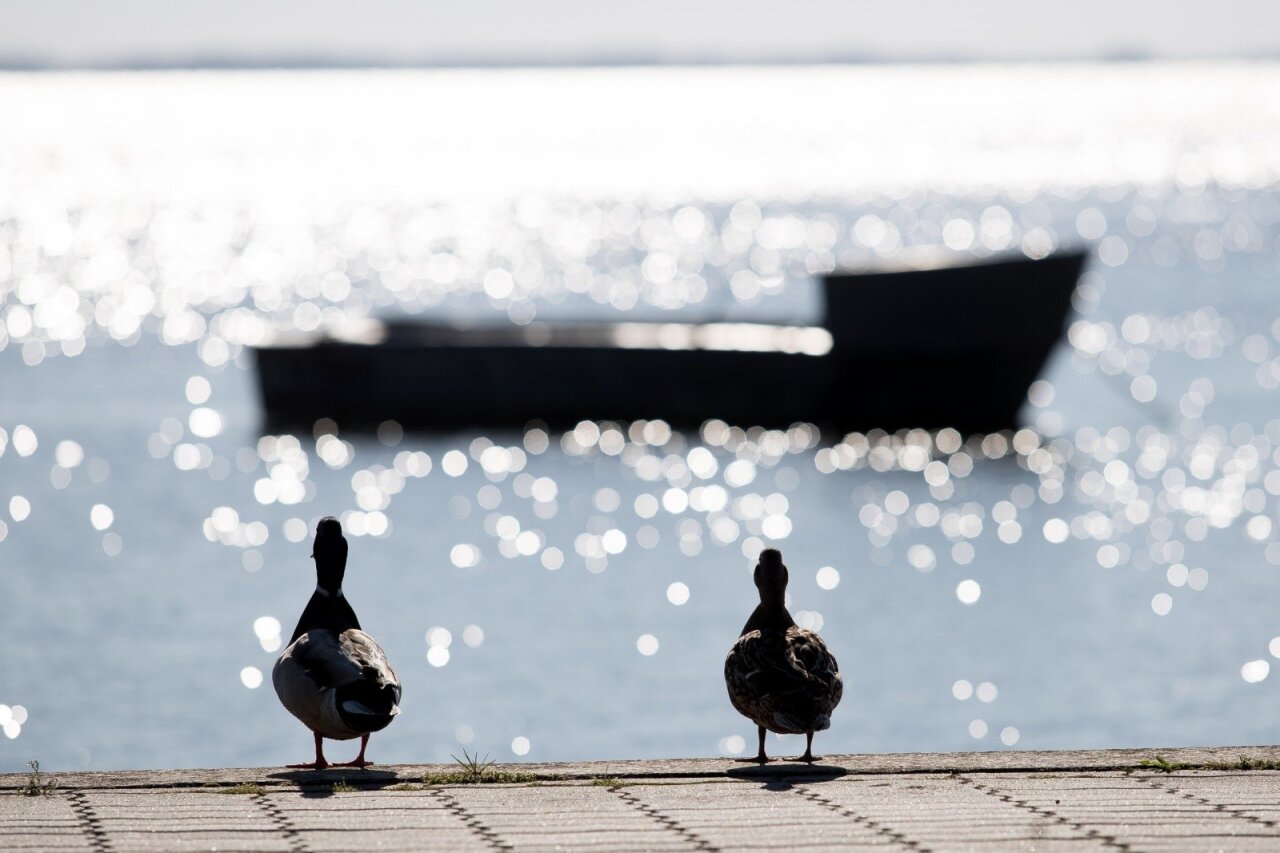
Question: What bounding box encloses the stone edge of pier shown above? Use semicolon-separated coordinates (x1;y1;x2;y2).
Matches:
5;744;1280;790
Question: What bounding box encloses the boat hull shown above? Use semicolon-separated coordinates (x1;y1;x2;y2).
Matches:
253;251;1085;433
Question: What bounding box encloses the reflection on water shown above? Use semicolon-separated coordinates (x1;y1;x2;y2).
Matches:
3;63;1280;771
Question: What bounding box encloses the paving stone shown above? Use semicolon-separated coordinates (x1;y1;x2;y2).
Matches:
264;792;463;829
292;827;488;853
792;775;1109;852
1118;835;1280;852
971;771;1280;850
1145;770;1280;827
79;790;288;851
266;789;492;851
0;793;81;819
106;831;291;851
965;836;1117;851
0;792;86;852
622;779;905;850
449;783;702;851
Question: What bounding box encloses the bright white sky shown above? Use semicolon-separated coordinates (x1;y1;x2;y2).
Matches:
0;0;1277;66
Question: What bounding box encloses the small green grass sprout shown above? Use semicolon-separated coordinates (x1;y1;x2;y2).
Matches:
1138;755;1185;774
591;777;624;788
1203;755;1280;771
419;749;540;785
20;761;57;797
217;782;267;795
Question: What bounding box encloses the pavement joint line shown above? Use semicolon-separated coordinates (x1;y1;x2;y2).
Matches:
792;783;927;852
955;773;1132;851
1136;773;1280;832
251;791;309;853
428;786;514;851
67;790;113;853
610;784;720;851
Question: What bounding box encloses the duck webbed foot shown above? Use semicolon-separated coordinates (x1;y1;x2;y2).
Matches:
732;726;771;764
786;732;820;763
334;734;372;768
287;732;330;769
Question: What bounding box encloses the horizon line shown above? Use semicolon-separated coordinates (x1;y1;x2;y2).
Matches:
2;49;1279;73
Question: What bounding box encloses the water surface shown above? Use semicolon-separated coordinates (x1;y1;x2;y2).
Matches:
3;63;1280;771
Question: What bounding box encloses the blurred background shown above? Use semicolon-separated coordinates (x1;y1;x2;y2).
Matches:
2;2;1280;772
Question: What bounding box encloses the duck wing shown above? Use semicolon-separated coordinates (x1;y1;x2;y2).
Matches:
283;630;360;687
331;630;401;733
725;627;842;734
782;627;842;723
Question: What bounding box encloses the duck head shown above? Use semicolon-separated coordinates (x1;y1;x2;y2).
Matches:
753;548;788;606
312;517;348;594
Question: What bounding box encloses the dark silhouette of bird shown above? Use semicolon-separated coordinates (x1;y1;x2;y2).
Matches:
724;548;842;763
273;517;401;769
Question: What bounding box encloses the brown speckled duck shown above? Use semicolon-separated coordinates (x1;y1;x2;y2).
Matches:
273;517;401;769
724;548;842;763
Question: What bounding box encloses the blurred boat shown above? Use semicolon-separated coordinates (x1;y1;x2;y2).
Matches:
252;250;1086;433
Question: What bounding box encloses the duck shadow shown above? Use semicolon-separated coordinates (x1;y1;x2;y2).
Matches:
726;762;846;788
267;768;402;798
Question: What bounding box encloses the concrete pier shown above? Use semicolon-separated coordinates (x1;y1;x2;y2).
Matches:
5;746;1280;851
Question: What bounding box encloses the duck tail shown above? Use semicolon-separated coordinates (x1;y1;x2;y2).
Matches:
772;710;832;733
336;678;401;733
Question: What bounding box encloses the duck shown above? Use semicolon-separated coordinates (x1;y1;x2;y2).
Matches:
724;548;842;764
273;517;401;769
